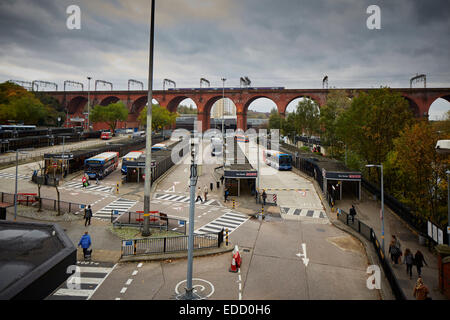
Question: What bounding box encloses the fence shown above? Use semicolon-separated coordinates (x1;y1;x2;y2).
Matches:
0;192;85;214
112;211;187;235
337;209;407;300
121;231;222;257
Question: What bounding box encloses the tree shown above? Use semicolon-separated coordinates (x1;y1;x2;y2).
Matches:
320;90;351;158
336;88;413;168
0;82;49;124
138;104;177;131
90;102;128;133
385;121;449;226
294;98;320;137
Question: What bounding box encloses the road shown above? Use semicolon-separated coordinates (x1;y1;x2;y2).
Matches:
0;135;380;300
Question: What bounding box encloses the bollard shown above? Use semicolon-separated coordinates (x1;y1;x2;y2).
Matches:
116;182;120;194
232;199;236;209
226;228;229;246
217;181;220;189
210;182;213;191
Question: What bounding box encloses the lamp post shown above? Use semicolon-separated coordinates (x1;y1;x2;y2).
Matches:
447;170;450;245
366;164;384;253
87;76;92;131
142;0;155;237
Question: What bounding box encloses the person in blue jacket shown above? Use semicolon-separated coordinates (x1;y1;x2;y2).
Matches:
78;231;92;258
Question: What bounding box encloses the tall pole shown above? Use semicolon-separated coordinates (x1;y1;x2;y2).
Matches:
221;78;226;138
14;150;18;221
87;77;91;131
447;171;450;245
184;142;198;300
380;164;385;254
142;0;155;237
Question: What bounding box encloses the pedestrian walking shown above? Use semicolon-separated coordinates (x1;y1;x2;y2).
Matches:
413;276;430;300
84;205;93;226
349;205;356;223
262;189;267;206
78;231;92;260
404;248;414;279
220;175;224;185
414;250;428;277
82;175;87;188
389;238;401;264
203;185;208;202
96;176;99;185
224;187;229;202
391;235;402;264
196;186;203;203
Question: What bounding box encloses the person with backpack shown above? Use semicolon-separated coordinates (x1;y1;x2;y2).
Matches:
84;205;93;226
414;250;428;277
224;187;230;202
403;248;414;279
78;231;92;260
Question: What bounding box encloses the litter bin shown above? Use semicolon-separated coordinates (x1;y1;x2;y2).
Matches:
0;207;6;220
210;183;213;191
217;181;220;189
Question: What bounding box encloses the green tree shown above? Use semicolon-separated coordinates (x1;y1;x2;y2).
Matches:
336;88;413;168
294;98;320;137
139;104;177;132
320;90;351;158
90;101;128;133
385;121;449;226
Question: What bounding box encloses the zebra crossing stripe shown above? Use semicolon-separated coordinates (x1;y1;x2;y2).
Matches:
195;212;249;235
154;193;223;207
95;199;137;218
49;263;115;300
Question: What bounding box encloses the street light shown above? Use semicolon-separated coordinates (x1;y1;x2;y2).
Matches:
446;170;450;245
142;0;155;237
13;148;33;221
87;76;92;131
366;164;384;253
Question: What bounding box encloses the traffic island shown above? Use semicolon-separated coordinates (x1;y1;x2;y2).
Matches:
119;242;234;263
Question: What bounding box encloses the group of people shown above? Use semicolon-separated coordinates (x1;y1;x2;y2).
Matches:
388;235;431;300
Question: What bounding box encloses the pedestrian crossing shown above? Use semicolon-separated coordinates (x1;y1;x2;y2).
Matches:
61;180;114;193
0;171;31;181
195;211;249;235
280;207;328;220
47;261;115;300
94;198;138;219
154;193;223;207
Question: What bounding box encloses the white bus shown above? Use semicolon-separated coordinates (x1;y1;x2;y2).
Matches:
262;150;293;170
121;151;144;174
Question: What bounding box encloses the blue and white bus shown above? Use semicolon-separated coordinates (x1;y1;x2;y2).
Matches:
263;150;292;170
121;151;144;174
84;152;119;179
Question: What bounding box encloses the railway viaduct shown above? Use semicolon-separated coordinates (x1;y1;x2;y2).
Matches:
46;87;450;132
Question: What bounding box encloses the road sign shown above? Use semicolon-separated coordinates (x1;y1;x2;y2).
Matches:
113;210;119;215
179;220;185;227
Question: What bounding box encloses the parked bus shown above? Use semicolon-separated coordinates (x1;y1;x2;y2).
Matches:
121;151;144;174
0;124;36;131
101;131;112;140
84;152;119;179
151;143;168;151
262;150;292;170
235;134;249;143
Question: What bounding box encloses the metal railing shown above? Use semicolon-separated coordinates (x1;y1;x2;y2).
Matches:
337;209;407;300
112;211;187;235
121;231;221;257
0;192;85;214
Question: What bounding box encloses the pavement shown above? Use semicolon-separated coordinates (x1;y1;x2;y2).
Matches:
335;190;447;300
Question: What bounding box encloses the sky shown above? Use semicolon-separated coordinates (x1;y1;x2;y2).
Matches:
0;0;449;117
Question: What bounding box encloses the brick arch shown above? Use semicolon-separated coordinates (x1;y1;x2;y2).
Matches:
99;96;121;106
243;95;281;114
67;96;87;114
401;95;421;118
282;95;323;114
